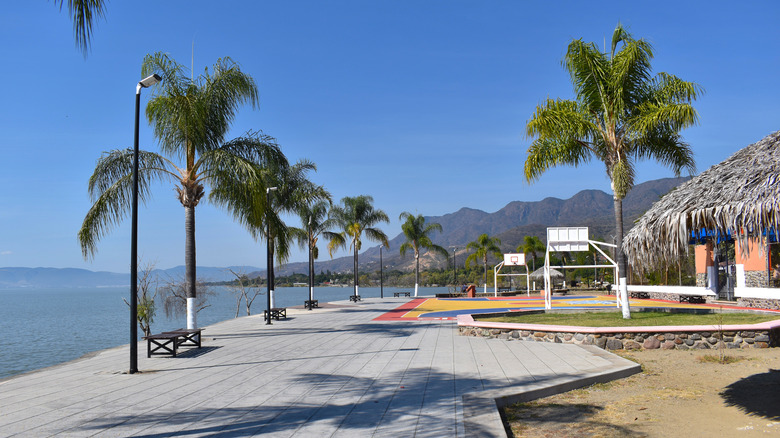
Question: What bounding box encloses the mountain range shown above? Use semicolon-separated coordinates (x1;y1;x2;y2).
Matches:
0;177;687;288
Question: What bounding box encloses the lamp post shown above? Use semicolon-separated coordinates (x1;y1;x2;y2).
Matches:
379;245;384;299
307;215;314;310
130;73;161;375
265;187;277;325
450;246;458;287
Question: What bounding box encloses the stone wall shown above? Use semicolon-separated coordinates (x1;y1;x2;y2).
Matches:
458;326;779;351
738;297;780;311
745;270;769;288
696;273;707;287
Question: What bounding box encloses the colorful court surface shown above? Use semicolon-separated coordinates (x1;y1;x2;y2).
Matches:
373;295;755;321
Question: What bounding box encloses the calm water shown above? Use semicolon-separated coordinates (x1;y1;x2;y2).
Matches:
0;286;447;380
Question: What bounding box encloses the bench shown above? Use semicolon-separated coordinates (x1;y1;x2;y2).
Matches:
679;295;706;304
304;299;319;309
143;328;203;358
393;292;411;297
629;291;650;299
349;295;361;302
264;307;287;321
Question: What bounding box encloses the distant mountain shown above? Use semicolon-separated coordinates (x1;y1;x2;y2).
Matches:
0;267;129;288
0;266;261;289
276;176;689;275
0;177;688;287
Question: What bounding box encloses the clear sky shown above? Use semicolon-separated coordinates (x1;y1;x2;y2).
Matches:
0;1;777;273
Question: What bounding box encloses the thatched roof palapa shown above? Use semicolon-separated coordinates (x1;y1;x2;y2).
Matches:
529;267;564;280
624;131;780;271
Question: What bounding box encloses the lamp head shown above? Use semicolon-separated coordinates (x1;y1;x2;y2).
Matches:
139;74;162;88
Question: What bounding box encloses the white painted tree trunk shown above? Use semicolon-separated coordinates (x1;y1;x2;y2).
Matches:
270;289;275;308
187;297;196;329
619;277;630;319
414;283;418;297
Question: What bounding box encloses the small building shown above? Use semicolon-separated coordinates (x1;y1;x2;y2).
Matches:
624;131;780;309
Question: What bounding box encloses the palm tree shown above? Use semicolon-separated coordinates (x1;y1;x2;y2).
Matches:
518;235;545;272
327;195;390;298
398;212;448;297
55;0;107;55
291;200;335;307
222;159;330;307
78;52;286;329
465;234;503;293
524;24;699;318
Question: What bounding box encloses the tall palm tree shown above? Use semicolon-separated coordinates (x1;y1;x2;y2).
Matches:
524;24;699;318
221;160;330;307
465;234;503;293
327;195;389;298
398;212;448;297
518;235;545;272
78;52;286;329
290;200;335;307
55;0;107;55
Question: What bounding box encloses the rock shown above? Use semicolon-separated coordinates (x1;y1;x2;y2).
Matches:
693;342;710;349
554;336;562;343
674;337;683;344
665;333;676;341
511;330;520;339
563;334;573;341
755;335;770;343
574;333;585;341
690;333;702;340
740;331;755;338
684;339;695;346
744;337;755;344
701;332;711;337
755;342;769;348
498;333;510;340
595;337;607;349
643;337;661;349
606;339;624;350
624;340;642;350
707;337;719;344
662;341;676;350
533;332;546;338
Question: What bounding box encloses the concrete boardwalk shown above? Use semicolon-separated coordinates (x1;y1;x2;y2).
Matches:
0;298;639;437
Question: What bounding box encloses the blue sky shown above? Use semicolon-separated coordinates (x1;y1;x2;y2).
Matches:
0;1;777;273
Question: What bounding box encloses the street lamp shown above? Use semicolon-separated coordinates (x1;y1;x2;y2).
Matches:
450;246;458;287
265;187;277;325
130;73;161;375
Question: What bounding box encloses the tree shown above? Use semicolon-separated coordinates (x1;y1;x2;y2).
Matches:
223;159;330;307
55;0;107;56
327;195;390;298
78;52;287;329
226;268;263;317
123;261;157;336
157;276;216;319
518;235;545;272
291;200;336;306
524;24;699;318
398;212;448;297
465;234;503;292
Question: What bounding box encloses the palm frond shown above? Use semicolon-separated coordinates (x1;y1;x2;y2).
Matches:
79;149;172;259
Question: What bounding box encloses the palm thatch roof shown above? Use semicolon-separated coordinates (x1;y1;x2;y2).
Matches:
624;131;780;270
529;267;564;280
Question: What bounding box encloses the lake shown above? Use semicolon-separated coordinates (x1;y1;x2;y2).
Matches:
0;285;447;380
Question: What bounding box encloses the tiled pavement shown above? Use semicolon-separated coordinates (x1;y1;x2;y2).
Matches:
0;298;639;437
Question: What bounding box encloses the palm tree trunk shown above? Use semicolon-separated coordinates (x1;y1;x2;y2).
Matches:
483;258;488;293
353;244;359;297
414;253;419;297
308;241;314;306
269;243;275;308
185;205;197;329
614;196;631;318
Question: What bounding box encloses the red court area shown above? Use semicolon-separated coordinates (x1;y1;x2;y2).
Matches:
372;295;767;321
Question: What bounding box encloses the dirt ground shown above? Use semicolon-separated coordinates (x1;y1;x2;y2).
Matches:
503;348;780;437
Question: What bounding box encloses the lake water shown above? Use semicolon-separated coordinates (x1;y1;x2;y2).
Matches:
0;286;447;380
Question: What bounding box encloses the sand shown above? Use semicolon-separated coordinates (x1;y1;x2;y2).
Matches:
503;348;780;437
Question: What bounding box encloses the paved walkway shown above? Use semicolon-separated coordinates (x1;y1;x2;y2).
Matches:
0;298;639;437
